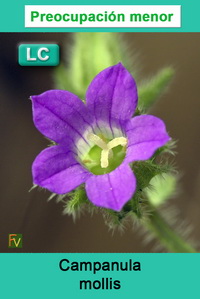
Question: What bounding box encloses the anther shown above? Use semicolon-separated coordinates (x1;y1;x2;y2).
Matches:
108;137;127;150
87;133;127;169
101;149;110;168
87;133;107;150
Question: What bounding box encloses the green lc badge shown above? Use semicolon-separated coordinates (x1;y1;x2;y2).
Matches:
18;44;59;66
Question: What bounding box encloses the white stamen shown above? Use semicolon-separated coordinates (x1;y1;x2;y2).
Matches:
87;133;127;169
107;137;127;150
108;149;113;159
101;149;110;168
87;133;107;150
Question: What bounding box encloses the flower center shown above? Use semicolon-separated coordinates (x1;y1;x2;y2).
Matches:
80;133;127;175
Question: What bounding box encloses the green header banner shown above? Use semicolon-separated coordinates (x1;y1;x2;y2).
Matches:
1;253;199;298
0;0;200;32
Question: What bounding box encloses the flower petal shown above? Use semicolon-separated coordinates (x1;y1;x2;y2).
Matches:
86;63;138;134
85;163;136;211
31;90;94;151
125;115;170;163
32;145;91;194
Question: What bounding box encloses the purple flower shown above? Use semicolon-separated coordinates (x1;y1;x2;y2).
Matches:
31;63;170;211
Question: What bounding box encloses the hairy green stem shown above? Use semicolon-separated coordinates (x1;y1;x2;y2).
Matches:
143;202;197;253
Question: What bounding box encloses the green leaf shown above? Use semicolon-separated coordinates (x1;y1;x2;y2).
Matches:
132;159;172;191
145;173;177;207
53;33;135;99
138;66;175;110
53;64;73;92
63;186;89;219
